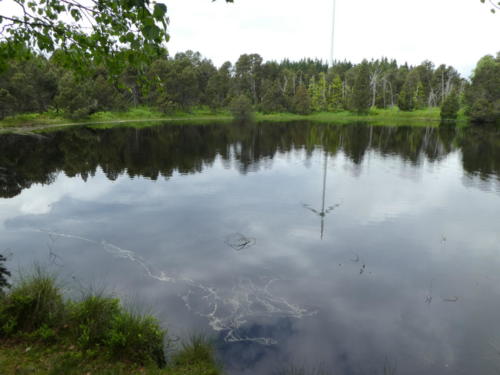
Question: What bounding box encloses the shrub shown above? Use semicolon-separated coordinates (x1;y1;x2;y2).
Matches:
229;95;254;122
0;267;64;336
68;293;166;367
105;309;166;367
69;294;121;349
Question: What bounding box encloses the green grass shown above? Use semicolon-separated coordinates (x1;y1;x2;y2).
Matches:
0;339;221;375
0;269;221;374
0;106;470;132
257;107;468;127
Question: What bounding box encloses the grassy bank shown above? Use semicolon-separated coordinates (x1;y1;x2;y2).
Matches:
0;107;233;131
0;106;469;132
257;107;468;127
0;269;220;375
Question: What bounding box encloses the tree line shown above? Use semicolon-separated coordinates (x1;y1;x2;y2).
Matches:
0;46;498;123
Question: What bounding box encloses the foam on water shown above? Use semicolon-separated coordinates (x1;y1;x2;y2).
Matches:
33;228;316;345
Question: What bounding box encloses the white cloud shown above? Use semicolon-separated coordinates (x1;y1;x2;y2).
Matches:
166;0;500;77
0;0;497;76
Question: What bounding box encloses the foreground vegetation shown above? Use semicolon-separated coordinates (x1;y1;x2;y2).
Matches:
0;267;220;375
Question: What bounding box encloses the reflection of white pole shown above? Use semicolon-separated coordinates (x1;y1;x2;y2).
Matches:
320;150;328;240
330;0;336;67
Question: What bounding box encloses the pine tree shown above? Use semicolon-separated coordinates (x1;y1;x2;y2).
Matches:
398;79;416;111
291;85;312;115
440;90;460;122
416;82;427;109
351;60;371;114
328;75;343;111
308;77;319;112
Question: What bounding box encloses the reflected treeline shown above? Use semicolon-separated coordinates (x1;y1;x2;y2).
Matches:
0;122;499;198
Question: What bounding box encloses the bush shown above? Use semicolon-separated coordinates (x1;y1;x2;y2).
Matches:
69;294;166;366
69;294;122;349
229;95;254;122
0;267;64;336
106;309;166;366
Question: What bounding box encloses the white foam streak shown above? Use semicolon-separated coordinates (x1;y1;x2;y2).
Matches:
34;228;316;345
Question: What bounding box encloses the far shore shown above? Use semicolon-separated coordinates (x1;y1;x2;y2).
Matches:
0;107;469;133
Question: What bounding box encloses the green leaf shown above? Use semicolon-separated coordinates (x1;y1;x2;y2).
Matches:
153;3;167;21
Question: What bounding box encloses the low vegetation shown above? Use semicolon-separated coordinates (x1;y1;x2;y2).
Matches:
0;106;470;132
0;267;221;374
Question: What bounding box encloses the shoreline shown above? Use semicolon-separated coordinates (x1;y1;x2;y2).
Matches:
0;107;469;134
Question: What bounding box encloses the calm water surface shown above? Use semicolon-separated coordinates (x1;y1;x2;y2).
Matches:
1;122;500;374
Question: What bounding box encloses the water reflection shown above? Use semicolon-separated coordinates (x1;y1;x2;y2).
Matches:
0;122;500;375
0;123;499;198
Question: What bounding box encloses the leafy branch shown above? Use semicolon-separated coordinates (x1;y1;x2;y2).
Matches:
480;0;500;13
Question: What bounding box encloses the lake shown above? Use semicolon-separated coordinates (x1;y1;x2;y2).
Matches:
1;122;499;374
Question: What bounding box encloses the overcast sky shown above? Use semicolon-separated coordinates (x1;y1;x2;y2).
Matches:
166;0;500;77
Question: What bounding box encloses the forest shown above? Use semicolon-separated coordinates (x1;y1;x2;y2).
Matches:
0;46;498;125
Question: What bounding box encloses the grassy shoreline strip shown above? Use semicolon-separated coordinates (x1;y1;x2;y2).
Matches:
0;107;469;132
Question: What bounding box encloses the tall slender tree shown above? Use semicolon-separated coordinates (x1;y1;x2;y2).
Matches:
351;60;371;114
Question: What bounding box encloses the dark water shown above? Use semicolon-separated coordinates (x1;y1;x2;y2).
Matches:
1;122;500;374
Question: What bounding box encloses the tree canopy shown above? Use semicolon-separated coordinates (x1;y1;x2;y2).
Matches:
0;0;233;72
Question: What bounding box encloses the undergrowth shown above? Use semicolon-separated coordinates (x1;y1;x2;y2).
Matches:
0;268;221;374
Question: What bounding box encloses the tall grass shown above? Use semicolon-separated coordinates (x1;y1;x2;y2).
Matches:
0;268;166;367
0;266;63;335
169;335;220;374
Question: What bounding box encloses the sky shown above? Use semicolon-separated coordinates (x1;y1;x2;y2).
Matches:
0;0;498;77
165;0;500;77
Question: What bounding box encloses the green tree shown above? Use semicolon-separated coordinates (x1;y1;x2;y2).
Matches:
309;73;327;112
465;53;500;124
398;70;420;111
291;85;312;115
206;62;232;111
328;75;343;111
229;94;254;121
0;1;169;73
351;60;371;114
415;82;427;109
260;80;287;114
54;72;97;119
440;90;460;122
0;89;15;120
234;54;263;103
0;1;236;73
